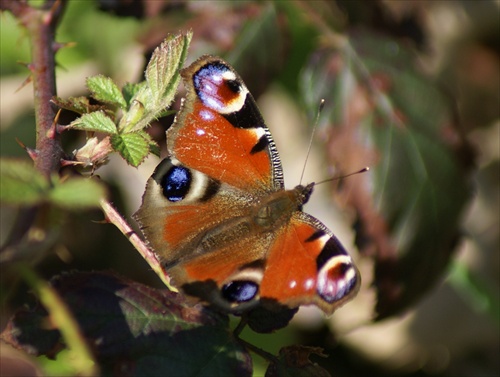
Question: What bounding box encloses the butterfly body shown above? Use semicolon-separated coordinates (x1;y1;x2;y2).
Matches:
135;56;360;315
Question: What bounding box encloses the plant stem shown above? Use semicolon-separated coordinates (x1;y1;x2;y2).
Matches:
2;0;67;176
99;198;173;289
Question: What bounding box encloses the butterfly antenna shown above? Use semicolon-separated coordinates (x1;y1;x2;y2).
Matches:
315;167;370;186
300;99;325;185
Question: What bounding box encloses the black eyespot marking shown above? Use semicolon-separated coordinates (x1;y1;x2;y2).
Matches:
316;237;348;270
238;259;266;271
222;281;258;303
250;135;269;155
199;179;221;202
160;165;191;202
226;79;241;93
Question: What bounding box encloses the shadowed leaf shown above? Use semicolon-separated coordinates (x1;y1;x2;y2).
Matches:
1;271;252;376
265;345;330;377
300;31;474;319
0;159;49;205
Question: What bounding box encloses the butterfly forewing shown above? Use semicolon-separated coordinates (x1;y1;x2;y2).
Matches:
168;56;283;193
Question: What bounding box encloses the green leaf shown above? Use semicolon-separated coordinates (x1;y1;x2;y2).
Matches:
87;75;127;109
118;99;145;131
0;159;49;205
69;111;117;134
49;177;106;209
110;132;149;167
148;140;160;157
122;82;146;106
123;31;192;133
448;261;500;321
137;130;161;157
146;32;192;106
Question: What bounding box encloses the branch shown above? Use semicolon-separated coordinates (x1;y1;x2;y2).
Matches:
0;0;67;255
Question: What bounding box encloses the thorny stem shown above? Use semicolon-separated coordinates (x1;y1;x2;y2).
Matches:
1;0;66;176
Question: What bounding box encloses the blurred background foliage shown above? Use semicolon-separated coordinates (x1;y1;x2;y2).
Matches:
1;1;498;376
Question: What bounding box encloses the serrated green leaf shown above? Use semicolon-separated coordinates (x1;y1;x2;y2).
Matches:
110;132;149;167
146;32;192;106
87;75;127;109
138;130;161;157
156;109;176;119
123;32;191;133
148;140;160;157
69;111;117;134
0;159;48;205
122;82;146;106
49;177;106;209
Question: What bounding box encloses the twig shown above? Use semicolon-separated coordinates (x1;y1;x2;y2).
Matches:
99;198;173;289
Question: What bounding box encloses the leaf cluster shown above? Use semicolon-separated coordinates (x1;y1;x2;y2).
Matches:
58;32;191;168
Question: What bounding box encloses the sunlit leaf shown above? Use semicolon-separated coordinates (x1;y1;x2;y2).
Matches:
69;111;117;134
122;82;146;107
110;132;150;167
123;31;192;133
87;75;127;109
146;32;192;107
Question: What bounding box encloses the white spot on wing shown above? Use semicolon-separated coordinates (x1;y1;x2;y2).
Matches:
251;127;266;140
304;278;315;290
199;110;214;121
221;70;237;81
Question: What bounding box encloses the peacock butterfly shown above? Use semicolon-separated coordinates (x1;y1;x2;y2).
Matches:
134;55;360;315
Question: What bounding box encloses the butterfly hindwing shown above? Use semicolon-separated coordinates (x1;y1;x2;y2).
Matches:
260;212;360;315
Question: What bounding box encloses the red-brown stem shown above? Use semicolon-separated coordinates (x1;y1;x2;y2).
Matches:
2;0;66;176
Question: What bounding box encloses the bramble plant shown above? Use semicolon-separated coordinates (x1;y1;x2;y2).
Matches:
1;1;491;376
